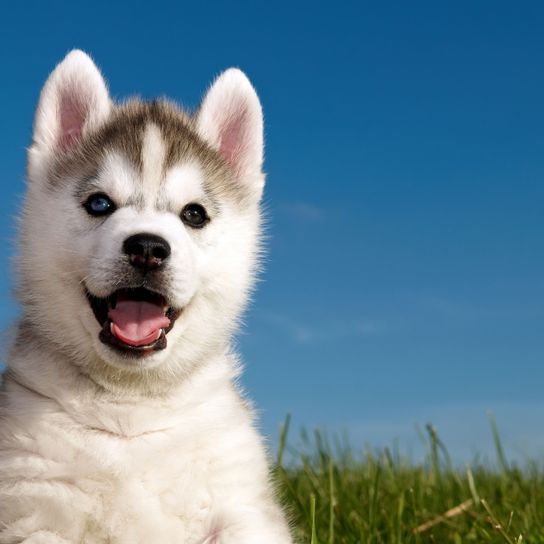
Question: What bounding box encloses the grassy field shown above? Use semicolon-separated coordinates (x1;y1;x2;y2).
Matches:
275;416;543;543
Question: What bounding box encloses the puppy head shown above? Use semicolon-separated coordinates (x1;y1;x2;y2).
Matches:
21;50;265;392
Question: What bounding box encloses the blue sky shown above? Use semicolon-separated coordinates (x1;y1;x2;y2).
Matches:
1;1;543;462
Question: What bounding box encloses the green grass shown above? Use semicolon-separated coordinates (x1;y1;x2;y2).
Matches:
275;415;544;543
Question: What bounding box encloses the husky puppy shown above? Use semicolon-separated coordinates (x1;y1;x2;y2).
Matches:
0;51;292;543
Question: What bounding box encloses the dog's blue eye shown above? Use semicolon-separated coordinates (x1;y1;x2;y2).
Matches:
84;193;116;216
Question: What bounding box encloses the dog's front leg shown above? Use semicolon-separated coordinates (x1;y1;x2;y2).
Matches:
0;531;71;544
203;508;293;544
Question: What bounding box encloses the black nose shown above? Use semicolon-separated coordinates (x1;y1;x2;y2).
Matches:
123;233;171;271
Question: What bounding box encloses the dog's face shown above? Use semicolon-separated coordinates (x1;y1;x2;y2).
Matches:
21;51;264;389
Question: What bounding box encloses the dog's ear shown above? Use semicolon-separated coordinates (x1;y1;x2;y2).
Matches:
196;69;264;201
31;50;111;160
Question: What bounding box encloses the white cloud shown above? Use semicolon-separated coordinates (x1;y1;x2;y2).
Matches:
277;202;325;222
257;311;385;344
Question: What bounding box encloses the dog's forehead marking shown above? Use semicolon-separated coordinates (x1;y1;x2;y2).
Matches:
60;100;244;207
159;162;207;212
99;149;140;204
141;123;166;195
93;134;210;213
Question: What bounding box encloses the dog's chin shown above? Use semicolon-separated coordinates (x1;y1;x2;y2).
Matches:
92;336;175;372
85;286;182;365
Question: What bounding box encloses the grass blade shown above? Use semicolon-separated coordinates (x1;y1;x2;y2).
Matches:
488;412;509;474
310;493;318;544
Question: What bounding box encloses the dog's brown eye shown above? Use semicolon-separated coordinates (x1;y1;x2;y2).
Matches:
84;193;116;217
181;203;209;228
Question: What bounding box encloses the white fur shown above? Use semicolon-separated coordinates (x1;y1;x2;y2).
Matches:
0;51;291;543
141;124;167;194
163;163;207;212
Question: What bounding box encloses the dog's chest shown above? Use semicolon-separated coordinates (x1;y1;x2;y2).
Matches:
76;428;221;543
0;368;264;543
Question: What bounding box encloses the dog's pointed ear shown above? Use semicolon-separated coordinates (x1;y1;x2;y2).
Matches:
196;69;264;201
32;50;111;156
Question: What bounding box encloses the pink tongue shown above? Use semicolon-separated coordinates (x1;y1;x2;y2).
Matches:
108;300;170;347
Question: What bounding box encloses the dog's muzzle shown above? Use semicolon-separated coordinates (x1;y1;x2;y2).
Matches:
86;287;182;356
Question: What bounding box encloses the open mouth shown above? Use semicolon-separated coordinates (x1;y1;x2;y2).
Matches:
86;287;181;355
